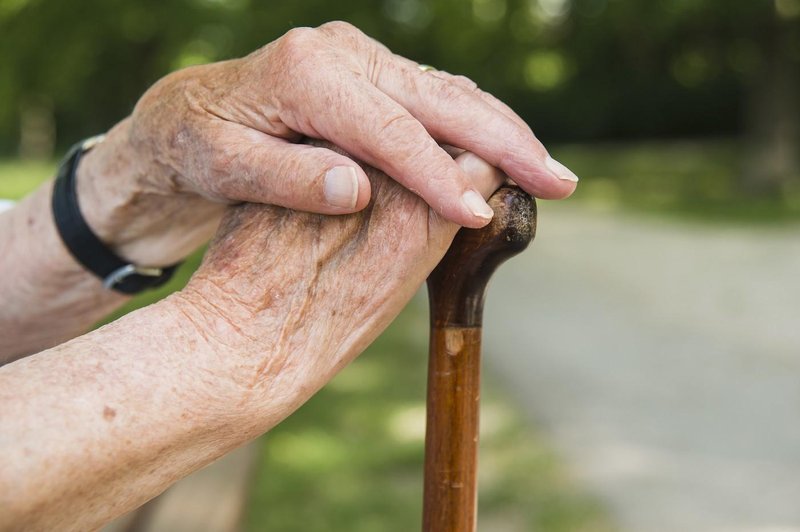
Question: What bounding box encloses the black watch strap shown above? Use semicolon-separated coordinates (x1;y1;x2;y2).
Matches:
52;137;181;295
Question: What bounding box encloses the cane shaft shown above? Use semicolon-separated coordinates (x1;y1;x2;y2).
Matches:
423;326;481;532
423;186;535;532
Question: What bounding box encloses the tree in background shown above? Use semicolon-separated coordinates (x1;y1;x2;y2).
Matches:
0;0;797;192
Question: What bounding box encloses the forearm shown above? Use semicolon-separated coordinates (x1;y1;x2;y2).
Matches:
0;296;291;532
0;183;128;362
0;120;223;363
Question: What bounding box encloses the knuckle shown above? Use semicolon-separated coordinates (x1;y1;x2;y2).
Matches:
319;20;359;37
432;77;472;105
276;26;317;62
283;26;315;44
318;21;373;54
453;74;479;92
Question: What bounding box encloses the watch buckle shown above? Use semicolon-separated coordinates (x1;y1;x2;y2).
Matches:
102;264;164;290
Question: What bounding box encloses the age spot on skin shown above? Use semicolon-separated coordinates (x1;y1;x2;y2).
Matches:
103;406;117;421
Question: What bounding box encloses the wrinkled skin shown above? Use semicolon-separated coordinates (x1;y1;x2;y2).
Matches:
80;20;575;270
174;144;504;411
122;21;574;231
0;147;504;532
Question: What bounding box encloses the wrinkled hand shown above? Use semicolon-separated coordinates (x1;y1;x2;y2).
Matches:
129;21;576;229
172;144;503;409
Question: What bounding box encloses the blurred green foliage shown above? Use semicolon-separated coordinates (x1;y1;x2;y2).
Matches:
0;158;53;197
1;0;798;151
2;0;799;195
554;140;800;222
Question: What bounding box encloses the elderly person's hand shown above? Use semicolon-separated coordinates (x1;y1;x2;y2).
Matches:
174;144;504;402
78;21;577;268
3;145;504;530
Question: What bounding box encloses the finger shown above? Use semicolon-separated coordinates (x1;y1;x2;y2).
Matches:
428;151;508;244
376;59;579;200
300;79;495;228
197;122;371;214
455;151;506;200
384;56;532;133
430;71;531;133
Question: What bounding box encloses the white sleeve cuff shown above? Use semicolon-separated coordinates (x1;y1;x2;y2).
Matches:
0;199;16;213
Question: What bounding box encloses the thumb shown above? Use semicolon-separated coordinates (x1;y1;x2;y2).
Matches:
200;123;372;214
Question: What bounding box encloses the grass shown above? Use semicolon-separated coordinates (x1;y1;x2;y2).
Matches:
242;301;612;532
0;158;55;198
552;139;800;223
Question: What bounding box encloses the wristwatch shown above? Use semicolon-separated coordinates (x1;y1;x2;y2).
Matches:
51;136;181;294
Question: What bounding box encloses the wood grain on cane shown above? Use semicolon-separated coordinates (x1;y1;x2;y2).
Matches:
423;186;535;532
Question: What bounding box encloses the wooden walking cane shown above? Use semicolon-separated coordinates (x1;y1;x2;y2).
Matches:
422;185;536;532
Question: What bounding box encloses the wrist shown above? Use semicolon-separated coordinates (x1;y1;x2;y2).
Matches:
76;119;154;261
76;119;224;267
169;276;339;425
162;289;309;432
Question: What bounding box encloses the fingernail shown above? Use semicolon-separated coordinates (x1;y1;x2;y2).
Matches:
545;156;579;182
324;166;359;209
461;190;494;220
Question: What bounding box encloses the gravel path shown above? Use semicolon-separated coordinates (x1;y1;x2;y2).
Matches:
482;202;800;532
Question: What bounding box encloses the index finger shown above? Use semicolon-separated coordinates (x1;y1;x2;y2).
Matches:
377;57;579;200
300;78;497;228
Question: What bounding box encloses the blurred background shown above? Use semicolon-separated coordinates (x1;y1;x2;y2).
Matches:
2;0;799;530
